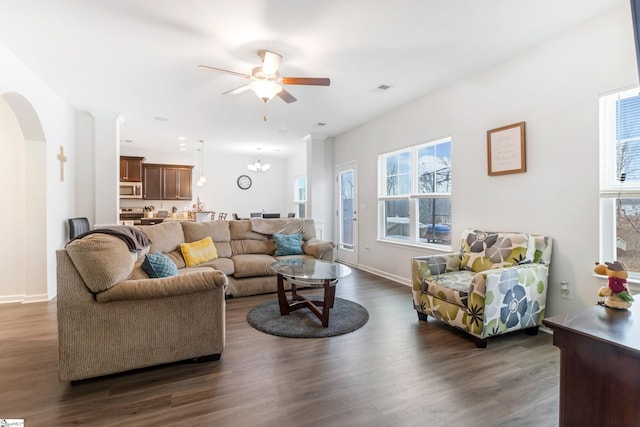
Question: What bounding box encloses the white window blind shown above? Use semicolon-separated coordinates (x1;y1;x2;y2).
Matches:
600;88;640;196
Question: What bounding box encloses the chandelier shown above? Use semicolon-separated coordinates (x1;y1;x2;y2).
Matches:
247;157;271;173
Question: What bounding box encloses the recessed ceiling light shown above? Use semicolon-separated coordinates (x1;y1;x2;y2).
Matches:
179;147;186;151
154;116;169;122
179;143;186;146
178;136;186;141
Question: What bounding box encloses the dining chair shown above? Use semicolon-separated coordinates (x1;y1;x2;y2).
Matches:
68;217;91;240
218;212;228;220
263;213;280;219
250;212;262;218
287;213;296;218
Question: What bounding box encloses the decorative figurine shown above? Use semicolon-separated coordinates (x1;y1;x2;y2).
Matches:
594;261;634;310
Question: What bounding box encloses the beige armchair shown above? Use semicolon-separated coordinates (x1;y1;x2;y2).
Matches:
56;233;227;382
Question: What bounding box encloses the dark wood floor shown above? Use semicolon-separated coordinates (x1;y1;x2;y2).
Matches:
0;268;560;426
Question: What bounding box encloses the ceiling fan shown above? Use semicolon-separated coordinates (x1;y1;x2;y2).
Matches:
199;50;330;103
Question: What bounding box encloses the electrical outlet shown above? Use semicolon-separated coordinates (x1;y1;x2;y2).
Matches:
560;281;571;299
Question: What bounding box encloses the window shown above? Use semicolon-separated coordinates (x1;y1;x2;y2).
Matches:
600;87;640;279
378;137;452;247
293;175;306;218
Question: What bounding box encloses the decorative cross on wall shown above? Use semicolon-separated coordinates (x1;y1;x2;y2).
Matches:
57;145;67;182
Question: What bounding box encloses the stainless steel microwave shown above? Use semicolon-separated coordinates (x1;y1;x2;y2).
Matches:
119;182;142;199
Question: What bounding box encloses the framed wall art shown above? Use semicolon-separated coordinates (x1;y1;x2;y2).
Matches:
487;121;526;176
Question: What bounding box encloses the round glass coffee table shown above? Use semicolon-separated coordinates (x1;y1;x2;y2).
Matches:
271;258;352;327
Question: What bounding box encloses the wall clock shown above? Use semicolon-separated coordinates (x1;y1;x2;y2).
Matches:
237;174;252;190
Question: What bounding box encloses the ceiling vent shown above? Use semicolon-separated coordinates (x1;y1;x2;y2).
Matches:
372;84;393;94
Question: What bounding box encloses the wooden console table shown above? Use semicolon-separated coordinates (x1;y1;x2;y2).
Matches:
543;303;640;427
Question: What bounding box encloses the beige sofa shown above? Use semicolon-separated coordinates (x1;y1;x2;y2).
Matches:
57;233;227;382
135;218;335;297
56;217;332;381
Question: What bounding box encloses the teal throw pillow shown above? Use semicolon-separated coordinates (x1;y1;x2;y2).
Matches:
142;251;179;278
273;233;304;256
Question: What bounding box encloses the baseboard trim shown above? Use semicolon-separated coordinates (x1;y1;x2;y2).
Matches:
0;293;51;304
22;294;51;303
0;295;26;304
356;264;411;287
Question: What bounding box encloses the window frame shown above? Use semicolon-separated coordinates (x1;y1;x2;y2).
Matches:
378;137;452;249
599;86;640;287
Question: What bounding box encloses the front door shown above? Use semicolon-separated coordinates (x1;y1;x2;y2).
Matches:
336;162;358;266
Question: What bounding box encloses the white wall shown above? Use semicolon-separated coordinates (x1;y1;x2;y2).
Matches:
286;147;307;215
120;146;297;218
75;112;96;222
0;98;27;301
333;4;638;316
305;135;334;231
0;42;76;302
93;112;121;225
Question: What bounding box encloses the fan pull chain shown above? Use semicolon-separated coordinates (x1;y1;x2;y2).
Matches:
263;99;268;122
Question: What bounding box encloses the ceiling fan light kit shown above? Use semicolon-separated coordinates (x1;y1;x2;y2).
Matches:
199;49;330;105
249;79;283;101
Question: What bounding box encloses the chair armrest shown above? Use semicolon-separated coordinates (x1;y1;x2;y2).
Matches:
412;253;463;280
302;238;336;261
470;263;550;330
411;253;463;301
96;269;228;302
470;263;550;298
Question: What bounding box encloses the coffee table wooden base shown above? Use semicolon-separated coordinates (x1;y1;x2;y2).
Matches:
276;273;337;327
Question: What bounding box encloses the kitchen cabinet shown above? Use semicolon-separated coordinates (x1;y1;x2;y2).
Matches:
142;164;163;200
143;163;193;200
119;156;144;182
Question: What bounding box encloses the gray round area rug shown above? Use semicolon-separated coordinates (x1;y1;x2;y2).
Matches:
247;297;369;338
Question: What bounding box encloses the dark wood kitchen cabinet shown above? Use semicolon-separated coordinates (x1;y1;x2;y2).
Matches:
142;164;163;200
142;163;193;200
119;156;144;182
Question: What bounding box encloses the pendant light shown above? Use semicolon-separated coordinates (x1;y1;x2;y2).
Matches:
197;140;206;186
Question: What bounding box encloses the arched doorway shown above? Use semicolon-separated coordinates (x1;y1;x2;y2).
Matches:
0;92;47;302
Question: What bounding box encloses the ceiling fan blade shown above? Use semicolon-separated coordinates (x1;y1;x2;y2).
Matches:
282;77;330;86
223;85;251;95
259;50;282;75
277;89;297;103
198;65;250;79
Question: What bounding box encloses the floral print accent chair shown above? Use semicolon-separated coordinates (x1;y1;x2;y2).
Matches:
411;228;552;348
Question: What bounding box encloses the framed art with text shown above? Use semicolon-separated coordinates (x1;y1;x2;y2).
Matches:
487;121;526;176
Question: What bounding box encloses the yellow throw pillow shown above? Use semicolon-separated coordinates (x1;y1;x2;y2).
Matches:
180;236;218;267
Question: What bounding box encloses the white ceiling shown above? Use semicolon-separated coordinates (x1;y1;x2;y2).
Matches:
0;0;626;157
